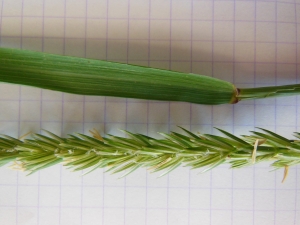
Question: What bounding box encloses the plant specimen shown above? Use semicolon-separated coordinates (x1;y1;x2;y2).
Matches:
0;48;299;182
0;127;299;182
0;47;299;105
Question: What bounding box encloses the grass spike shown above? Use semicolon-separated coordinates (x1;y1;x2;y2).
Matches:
0;128;298;182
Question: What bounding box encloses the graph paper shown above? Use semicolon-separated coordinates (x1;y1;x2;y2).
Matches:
0;0;299;224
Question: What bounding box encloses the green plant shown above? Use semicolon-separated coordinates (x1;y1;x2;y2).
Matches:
0;127;299;182
0;47;300;105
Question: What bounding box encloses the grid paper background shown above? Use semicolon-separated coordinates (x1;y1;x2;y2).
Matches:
0;0;299;224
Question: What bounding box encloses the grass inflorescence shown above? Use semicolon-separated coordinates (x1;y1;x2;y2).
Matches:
0;127;299;182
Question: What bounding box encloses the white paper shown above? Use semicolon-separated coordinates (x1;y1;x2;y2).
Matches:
0;0;299;224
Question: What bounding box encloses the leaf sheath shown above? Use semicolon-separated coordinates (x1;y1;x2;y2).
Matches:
0;48;236;105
